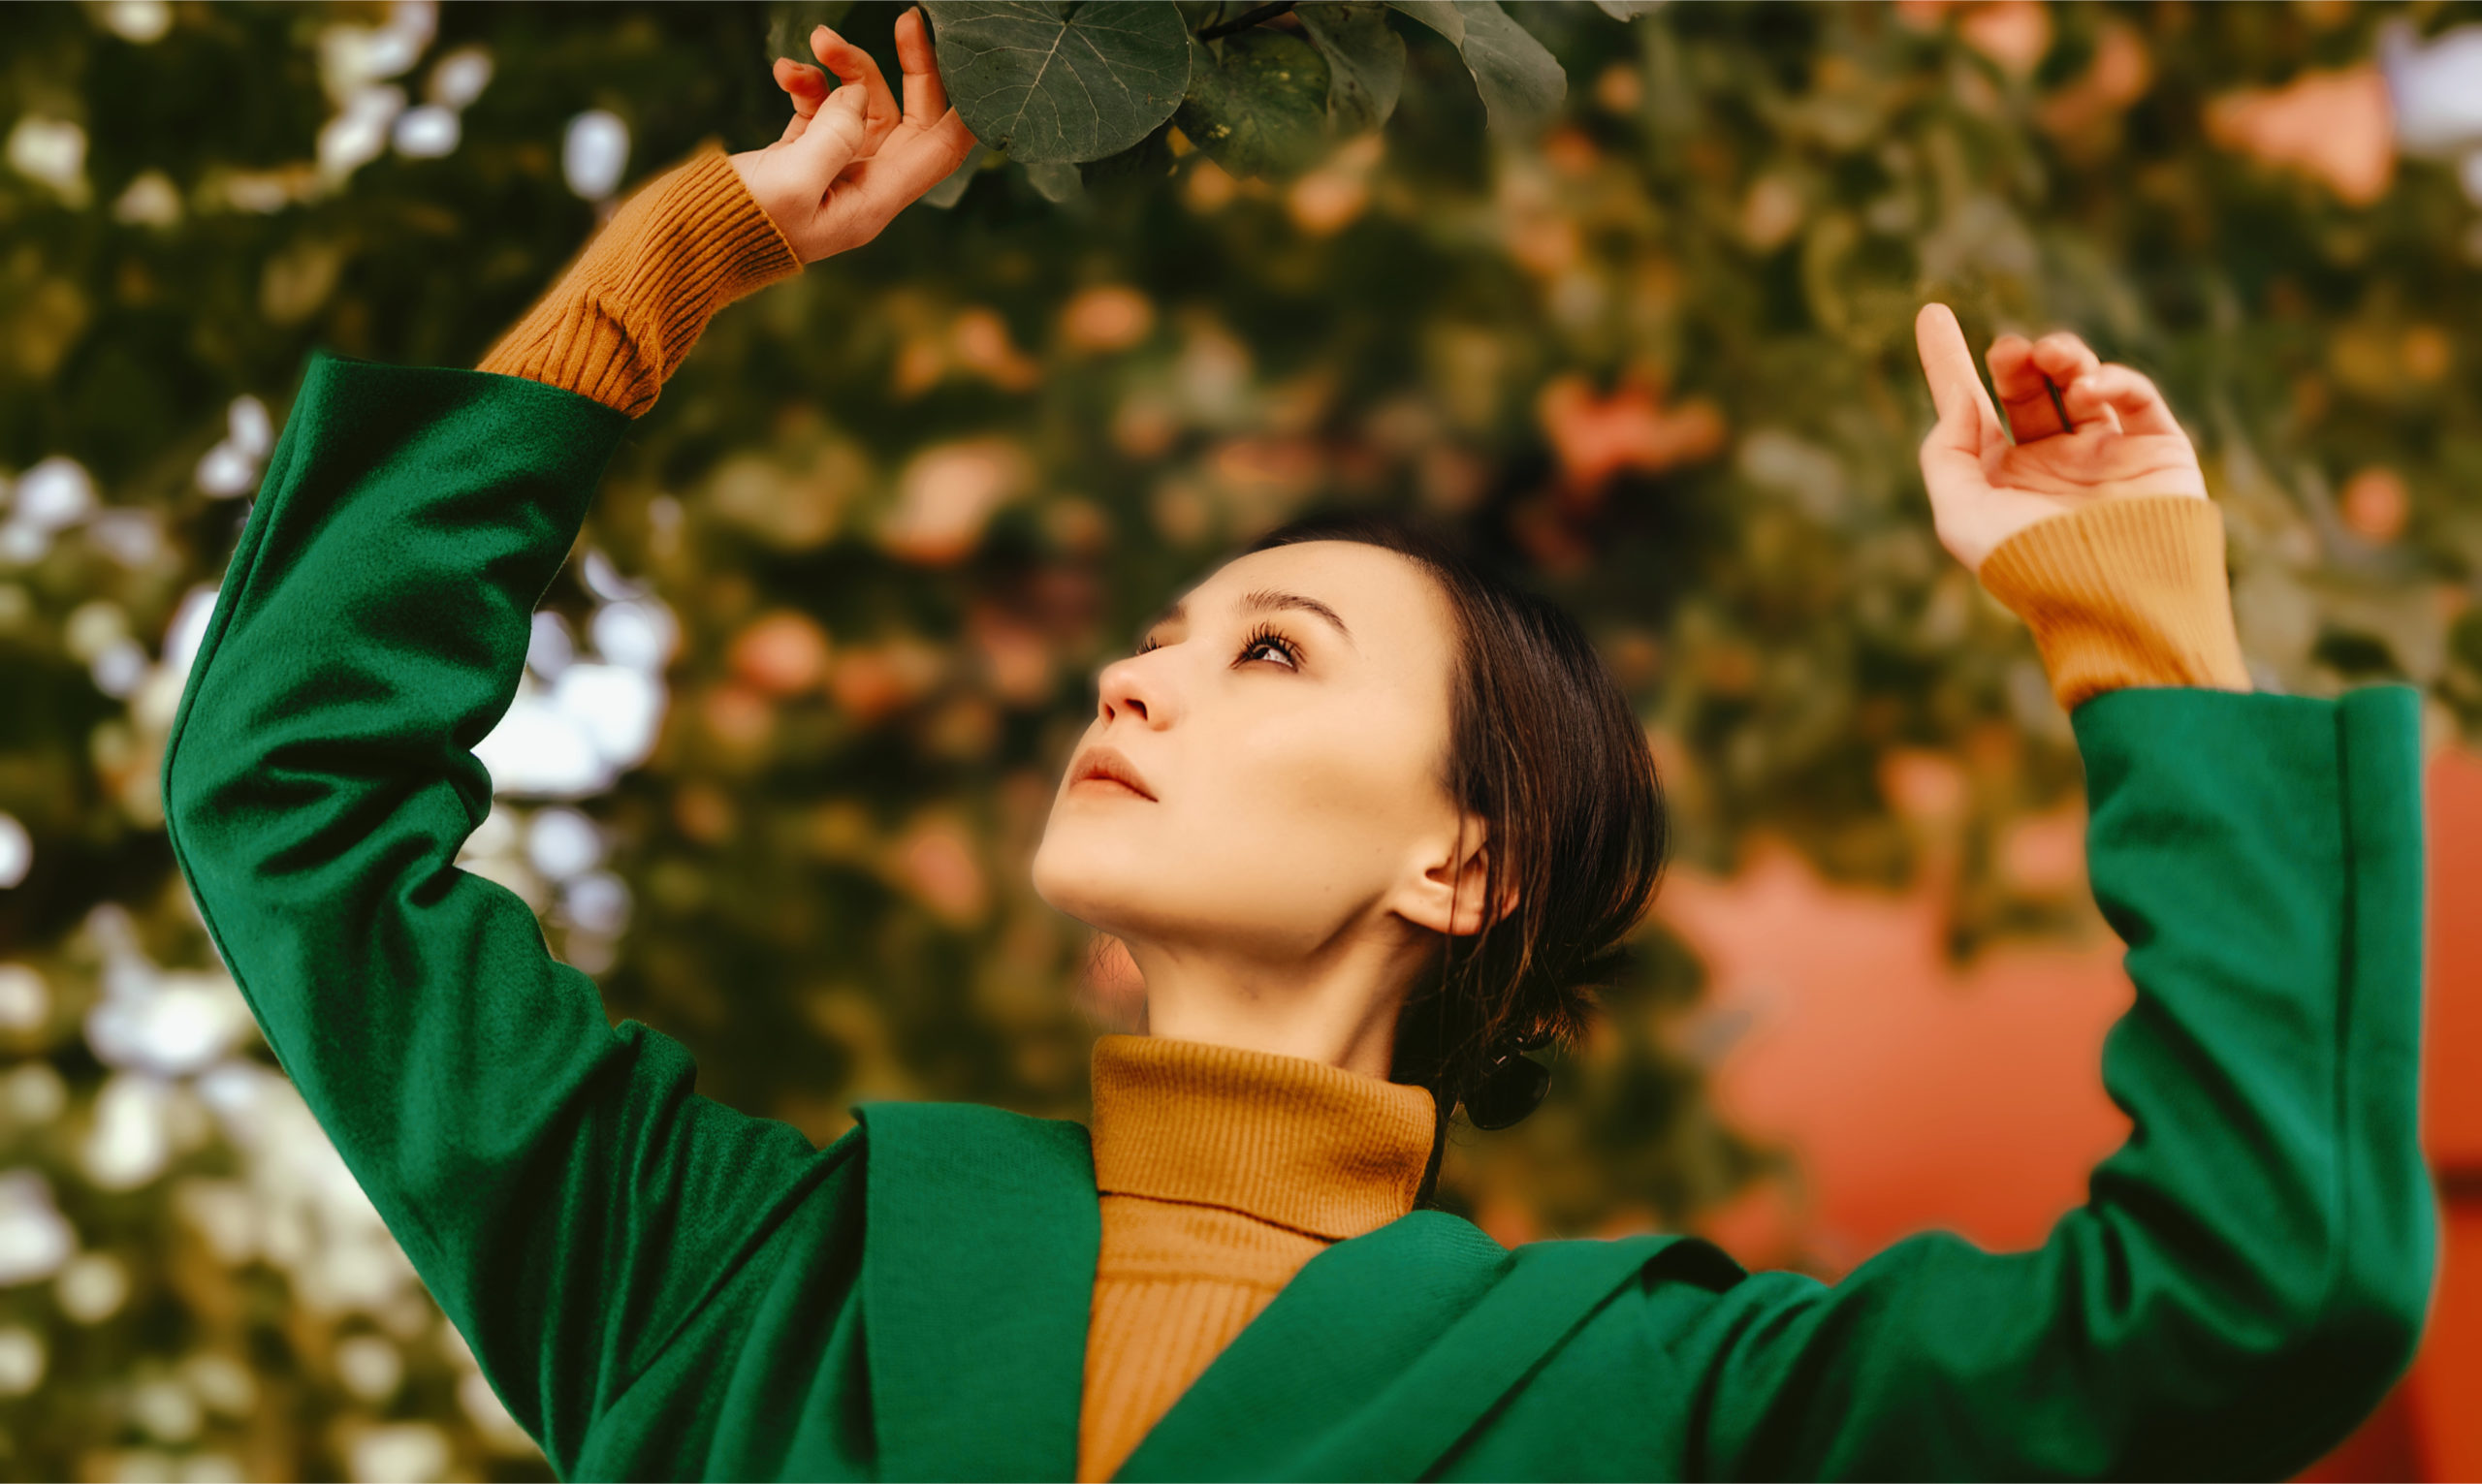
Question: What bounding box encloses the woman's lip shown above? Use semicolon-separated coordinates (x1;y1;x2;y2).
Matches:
1067;744;1157;800
1068;774;1153;800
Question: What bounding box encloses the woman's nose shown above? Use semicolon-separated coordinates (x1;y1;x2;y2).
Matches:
1096;652;1172;728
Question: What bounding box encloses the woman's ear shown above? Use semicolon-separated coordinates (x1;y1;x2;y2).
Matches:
1397;812;1519;938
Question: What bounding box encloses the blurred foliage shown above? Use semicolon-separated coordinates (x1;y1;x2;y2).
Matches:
2;0;2479;1478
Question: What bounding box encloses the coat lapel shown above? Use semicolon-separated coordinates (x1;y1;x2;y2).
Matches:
855;1101;1100;1483
1119;1219;1701;1482
1289;1233;1697;1480
1114;1212;1507;1482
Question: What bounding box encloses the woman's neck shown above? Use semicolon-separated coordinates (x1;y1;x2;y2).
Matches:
1126;932;1432;1081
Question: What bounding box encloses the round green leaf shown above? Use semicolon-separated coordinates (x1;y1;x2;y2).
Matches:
1173;27;1334;181
1390;0;1564;138
923;1;1193;166
1296;2;1407;136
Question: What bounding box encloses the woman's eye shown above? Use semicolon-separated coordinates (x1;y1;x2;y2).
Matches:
1133;636;1161;656
1239;632;1300;669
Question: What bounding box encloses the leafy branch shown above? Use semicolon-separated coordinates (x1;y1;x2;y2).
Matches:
765;0;1665;200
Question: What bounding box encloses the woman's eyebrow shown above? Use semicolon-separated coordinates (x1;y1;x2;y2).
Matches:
1241;588;1356;649
1134;590;1358;650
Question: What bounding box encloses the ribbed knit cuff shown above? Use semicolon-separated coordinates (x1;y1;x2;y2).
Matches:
1978;494;2253;713
476;140;804;418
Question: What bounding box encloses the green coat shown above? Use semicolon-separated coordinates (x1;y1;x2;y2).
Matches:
163;351;2434;1482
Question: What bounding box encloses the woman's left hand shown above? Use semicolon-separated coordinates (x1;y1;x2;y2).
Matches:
731;6;976;264
1913;302;2208;572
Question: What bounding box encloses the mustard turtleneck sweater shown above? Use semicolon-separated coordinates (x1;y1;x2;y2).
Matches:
1080;1034;1436;1480
475;139;2255;1482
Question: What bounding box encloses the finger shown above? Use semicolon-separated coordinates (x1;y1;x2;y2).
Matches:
2063;363;2184;437
810;24;902;153
776;57;827;116
786;82;875;190
895;6;951;127
2030;331;2100;383
2030;332;2105;427
2055;376;2124;434
1986;333;2066;441
1915;302;2004;462
772;58;828;143
773;59;828;143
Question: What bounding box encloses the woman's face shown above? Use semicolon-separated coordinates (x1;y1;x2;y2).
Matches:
1031;540;1470;969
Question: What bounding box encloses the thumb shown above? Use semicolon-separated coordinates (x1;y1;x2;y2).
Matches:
786;83;872;185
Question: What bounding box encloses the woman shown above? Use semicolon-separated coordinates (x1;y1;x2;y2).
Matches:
161;11;2433;1481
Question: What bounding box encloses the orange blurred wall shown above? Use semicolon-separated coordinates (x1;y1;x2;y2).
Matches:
1671;746;2482;1480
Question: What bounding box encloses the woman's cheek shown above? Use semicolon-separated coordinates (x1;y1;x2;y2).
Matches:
1216;734;1426;892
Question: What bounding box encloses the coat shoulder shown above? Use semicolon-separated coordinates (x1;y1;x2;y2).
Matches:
849;1097;1093;1171
1506;1226;1749;1300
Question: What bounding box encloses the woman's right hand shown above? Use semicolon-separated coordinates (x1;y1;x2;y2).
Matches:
1913;303;2210;573
730;6;977;264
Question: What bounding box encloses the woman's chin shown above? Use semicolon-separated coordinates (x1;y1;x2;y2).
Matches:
1029;842;1143;931
1032;809;1163;906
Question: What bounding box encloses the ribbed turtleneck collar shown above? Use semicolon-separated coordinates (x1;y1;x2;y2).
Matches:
1087;1033;1439;1242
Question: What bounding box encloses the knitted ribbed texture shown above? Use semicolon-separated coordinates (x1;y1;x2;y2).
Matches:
1978;494;2253;712
1079;1033;1436;1483
476;141;803;418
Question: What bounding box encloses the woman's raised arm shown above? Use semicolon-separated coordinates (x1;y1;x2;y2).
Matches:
1660;309;2434;1478
1671;680;2429;1478
480;8;972;417
160;15;971;1475
160;356;843;1475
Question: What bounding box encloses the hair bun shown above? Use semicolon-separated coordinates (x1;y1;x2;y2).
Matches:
1462;1044;1550;1130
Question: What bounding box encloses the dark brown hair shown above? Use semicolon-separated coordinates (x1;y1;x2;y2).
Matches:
1242;513;1668;1184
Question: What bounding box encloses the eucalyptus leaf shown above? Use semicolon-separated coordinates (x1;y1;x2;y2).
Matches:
1173;25;1334;181
1296;2;1406;136
1401;0;1564;138
921;142;994;208
922;0;1192;165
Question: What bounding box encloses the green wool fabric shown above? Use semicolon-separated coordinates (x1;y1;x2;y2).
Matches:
163;350;2435;1482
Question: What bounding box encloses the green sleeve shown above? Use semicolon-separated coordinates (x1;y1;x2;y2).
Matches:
160;350;844;1476
1678;685;2434;1480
